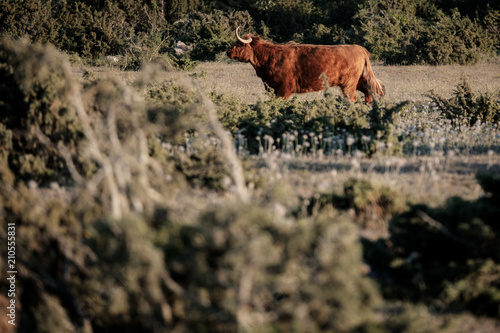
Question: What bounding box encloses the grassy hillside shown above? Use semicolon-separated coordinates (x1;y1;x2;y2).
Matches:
1;38;500;332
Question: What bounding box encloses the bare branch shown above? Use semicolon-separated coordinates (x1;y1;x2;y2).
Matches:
202;94;250;203
416;210;476;248
34;128;86;185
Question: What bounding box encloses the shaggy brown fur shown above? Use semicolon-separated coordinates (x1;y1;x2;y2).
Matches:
227;32;385;103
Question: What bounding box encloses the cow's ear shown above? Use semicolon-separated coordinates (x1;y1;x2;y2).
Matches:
251;36;261;45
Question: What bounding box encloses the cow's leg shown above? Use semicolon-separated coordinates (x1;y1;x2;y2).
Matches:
275;84;293;100
263;84;289;100
342;85;358;102
357;79;373;104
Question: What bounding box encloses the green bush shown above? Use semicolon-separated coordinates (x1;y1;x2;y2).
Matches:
356;0;497;64
0;38;85;184
0;180;385;332
176;9;254;61
419;8;496;65
0;0;61;45
304;178;407;233
0;0;173;68
355;0;428;65
163;202;383;332
1;35;500;333
1;0;498;65
428;79;500;126
213;86;405;157
57;1;128;59
341;178;407;222
0;181;175;332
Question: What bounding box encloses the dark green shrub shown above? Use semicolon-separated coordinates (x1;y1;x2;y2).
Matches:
0;181;177;332
428;79;500;126
166;0;205;20
0;0;61;45
245;0;328;42
305;178;407;232
304;23;347;45
0;182;90;332
356;0;497;64
355;0;429;65
172;146;229;190
213;86;405;156
80;215;171;332
163;202;383;332
211;91;252;133
176;9;254;61
147;80;237;191
57;1;128;59
419;8;496;65
0;38;85;184
342;178;407;221
0;182;382;332
1;0;497;64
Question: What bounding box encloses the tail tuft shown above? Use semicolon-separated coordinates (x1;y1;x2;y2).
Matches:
363;52;385;101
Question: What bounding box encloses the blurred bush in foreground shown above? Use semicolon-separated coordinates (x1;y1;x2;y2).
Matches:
0;36;382;333
365;173;500;318
0;38;85;184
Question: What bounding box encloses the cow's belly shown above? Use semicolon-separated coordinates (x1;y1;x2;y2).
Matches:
295;70;331;93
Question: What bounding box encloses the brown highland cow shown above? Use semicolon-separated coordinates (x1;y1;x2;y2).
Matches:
227;27;385;103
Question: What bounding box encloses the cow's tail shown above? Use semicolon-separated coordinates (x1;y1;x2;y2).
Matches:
363;51;385;101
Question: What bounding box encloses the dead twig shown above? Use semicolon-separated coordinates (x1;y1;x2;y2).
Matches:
202;94;250;203
416;210;476;248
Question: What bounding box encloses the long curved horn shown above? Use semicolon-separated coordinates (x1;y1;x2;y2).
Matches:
236;26;252;44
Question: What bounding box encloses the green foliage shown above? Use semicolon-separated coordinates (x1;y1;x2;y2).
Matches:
166;0;203;20
0;38;85;184
0;0;61;45
213;86;405;157
81;215;170;332
173;146;229;190
0;180;384;332
163;202;382;332
0;0;172;69
305;178;407;232
419;8;497;65
342;178;407;221
1;0;498;65
57;1;126;59
429;79;500;126
356;0;498;64
304;23;347;45
176;9;254;61
355;0;428;64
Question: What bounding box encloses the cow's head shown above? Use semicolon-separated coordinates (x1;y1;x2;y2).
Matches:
227;27;255;63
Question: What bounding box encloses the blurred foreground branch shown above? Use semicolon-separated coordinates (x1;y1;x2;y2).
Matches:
202;94;250;203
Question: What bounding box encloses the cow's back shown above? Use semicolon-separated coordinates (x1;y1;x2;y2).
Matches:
293;44;367;93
